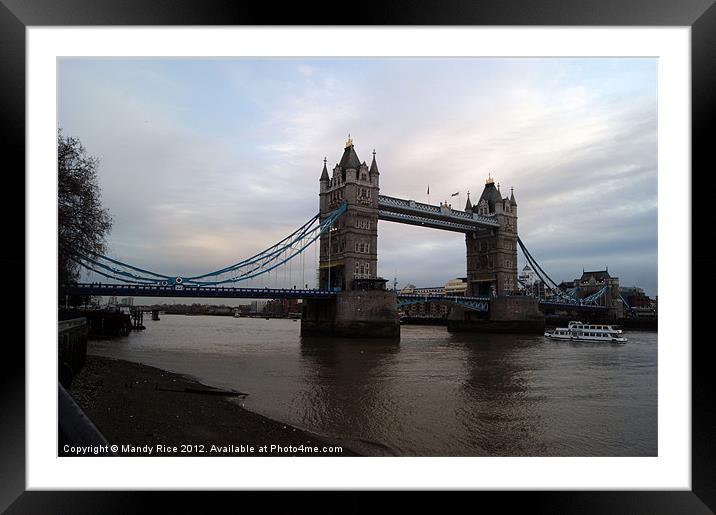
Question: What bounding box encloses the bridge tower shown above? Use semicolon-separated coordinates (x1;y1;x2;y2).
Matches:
465;175;519;297
303;137;399;338
449;175;543;333
318;136;380;291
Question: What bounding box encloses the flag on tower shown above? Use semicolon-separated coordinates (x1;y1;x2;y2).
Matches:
451;191;459;197
427;185;430;195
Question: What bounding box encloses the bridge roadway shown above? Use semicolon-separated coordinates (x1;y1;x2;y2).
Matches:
66;284;605;312
67;283;337;300
66;283;491;307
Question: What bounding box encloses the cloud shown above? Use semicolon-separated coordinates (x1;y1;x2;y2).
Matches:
59;58;658;297
297;64;315;76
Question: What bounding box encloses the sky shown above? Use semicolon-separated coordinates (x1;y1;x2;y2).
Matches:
58;58;658;299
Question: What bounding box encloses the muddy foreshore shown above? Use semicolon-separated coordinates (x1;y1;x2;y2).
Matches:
65;355;361;457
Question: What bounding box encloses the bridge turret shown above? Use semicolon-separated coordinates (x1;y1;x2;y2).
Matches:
320;158;329;186
494;197;503;214
510;187;517;215
369;149;380;182
319;157;331;214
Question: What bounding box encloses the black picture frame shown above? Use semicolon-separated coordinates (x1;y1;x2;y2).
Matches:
3;0;712;511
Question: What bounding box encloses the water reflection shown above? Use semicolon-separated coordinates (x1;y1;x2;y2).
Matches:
298;337;402;454
448;334;548;456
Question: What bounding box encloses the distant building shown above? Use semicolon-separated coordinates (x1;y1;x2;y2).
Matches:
235;304;252;314
444;277;467;296
399;284;415;295
263;298;301;316
250;300;267;313
620;286;653;310
399;284;442;317
398;278;467;318
578;269;612;287
413;286;444;296
518;264;537;287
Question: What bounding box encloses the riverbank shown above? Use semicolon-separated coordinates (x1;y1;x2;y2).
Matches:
66;355;360;456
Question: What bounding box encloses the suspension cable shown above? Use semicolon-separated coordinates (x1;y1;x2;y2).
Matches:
69;203;347;289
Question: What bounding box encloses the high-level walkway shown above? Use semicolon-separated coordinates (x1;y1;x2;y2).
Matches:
378;195;499;233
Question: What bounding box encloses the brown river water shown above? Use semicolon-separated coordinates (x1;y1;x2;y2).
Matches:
88;315;657;456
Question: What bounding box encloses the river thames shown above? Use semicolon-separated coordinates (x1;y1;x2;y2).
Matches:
87;315;657;456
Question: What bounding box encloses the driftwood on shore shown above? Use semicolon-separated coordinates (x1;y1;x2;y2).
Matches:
154;384;248;397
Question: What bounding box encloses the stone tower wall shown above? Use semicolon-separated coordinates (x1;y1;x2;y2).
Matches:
465;192;518;297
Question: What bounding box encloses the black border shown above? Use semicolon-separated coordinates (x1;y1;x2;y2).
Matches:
4;0;713;512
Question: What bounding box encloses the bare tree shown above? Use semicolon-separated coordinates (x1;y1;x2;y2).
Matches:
58;129;112;288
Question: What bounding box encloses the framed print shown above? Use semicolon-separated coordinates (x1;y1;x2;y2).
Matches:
4;0;714;511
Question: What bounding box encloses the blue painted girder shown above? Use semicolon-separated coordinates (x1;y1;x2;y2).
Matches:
66;283;337;299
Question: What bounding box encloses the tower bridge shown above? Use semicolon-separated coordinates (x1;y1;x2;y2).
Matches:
63;136;621;338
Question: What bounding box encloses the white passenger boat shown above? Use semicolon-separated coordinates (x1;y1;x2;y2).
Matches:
544;321;627;343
